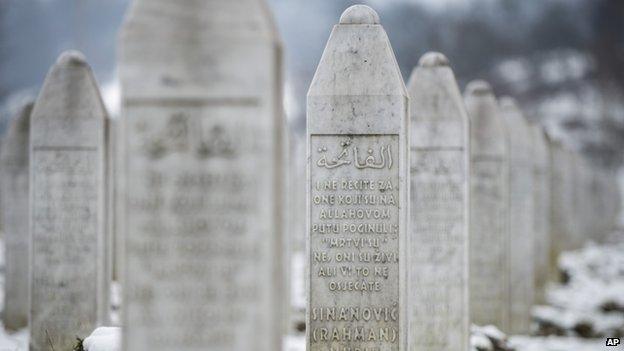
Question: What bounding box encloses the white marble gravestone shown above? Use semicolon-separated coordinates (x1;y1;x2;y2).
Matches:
29;51;108;351
0;103;32;331
590;167;615;243
288;132;307;332
529;123;551;304
500;97;534;334
307;5;409;350
406;52;469;350
605;172;621;234
596;169;621;240
464;80;510;332
119;1;284;349
606;172;622;232
567;151;584;250
106;117;120;283
548;141;564;279
588;168;604;242
574;157;592;242
548;141;575;280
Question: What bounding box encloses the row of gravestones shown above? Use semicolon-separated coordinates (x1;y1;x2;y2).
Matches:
0;2;620;351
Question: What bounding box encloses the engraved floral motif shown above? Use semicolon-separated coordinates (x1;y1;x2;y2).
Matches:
195;125;236;159
139;113;237;160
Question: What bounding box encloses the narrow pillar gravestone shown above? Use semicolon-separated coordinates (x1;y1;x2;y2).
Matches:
568;151;584;250
119;1;284;349
591;168;617;243
529;123;551;304
605;171;622;234
106;117;120;283
548;140;564;280
406;52;469;350
609;172;622;230
105;116;118;324
464;81;510;332
595;169;621;240
288;132;307;332
0;102;32;331
575;157;592;242
588;168;605;242
307;5;409;350
548;141;574;280
29;51;108;351
499;97;534;334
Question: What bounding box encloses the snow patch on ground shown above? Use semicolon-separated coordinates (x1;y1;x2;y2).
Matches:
0;326;28;351
533;239;624;338
0;239;25;351
470;324;517;350
283;334;305;351
83;327;121;351
509;335;617;351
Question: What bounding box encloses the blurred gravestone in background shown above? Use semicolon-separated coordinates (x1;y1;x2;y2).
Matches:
119;0;285;349
548;142;574;278
287;132;306;333
500;97;535;335
0;102;31;331
530;124;551;304
407;52;469;350
29;51;108;351
465;80;510;332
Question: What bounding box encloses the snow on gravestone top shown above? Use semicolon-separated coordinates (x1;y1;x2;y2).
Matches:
500;97;535;334
406;52;469;350
464;80;510;332
307;4;409;351
529;123;551;304
29;50;108;351
0;103;32;331
119;0;284;350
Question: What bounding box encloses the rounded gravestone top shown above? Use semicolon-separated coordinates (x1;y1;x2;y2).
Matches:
56;50;87;66
418;52;450;68
339;5;380;25
465;80;493;96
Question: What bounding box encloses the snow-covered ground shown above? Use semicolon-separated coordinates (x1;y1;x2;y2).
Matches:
83;327;120;351
0;238;28;350
509;335;613;351
0;235;622;350
533;233;624;339
0;326;28;351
